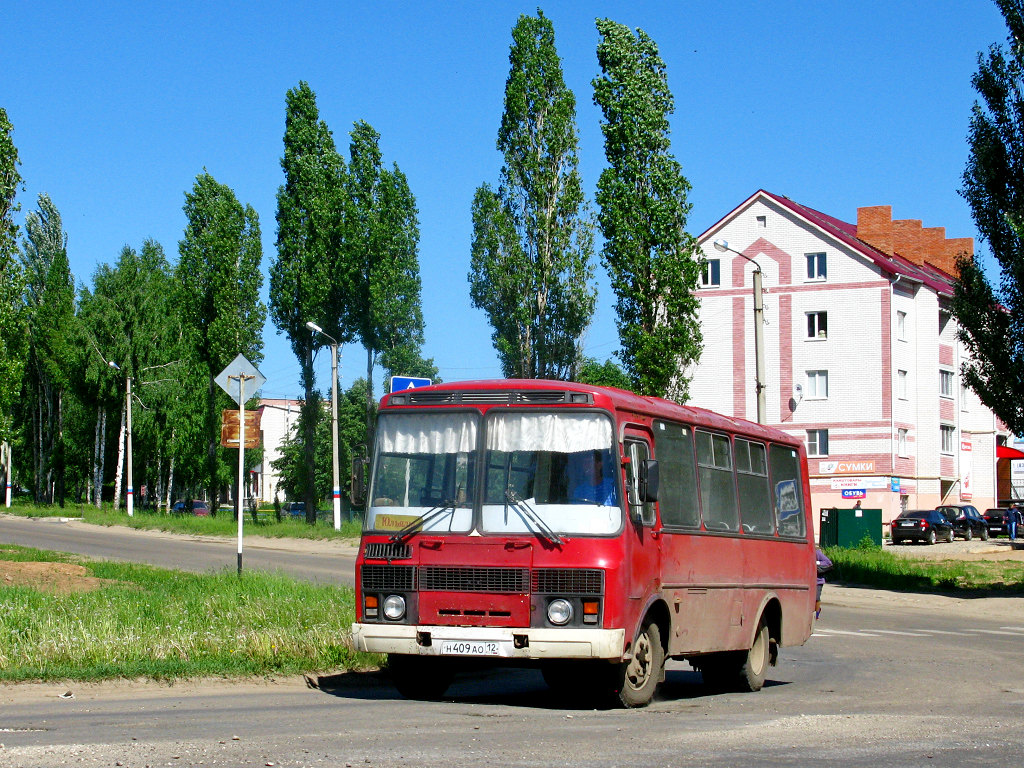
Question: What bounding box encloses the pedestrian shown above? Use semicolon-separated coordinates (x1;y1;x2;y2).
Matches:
1009;505;1022;541
815;548;832;619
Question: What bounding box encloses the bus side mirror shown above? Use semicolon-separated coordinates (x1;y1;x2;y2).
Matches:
640;459;659;503
350;455;368;508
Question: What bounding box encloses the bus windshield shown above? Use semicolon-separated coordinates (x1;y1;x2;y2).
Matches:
481;412;621;536
365;410;622;537
366;412;478;534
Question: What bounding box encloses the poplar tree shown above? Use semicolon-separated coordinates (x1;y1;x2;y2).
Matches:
270;81;346;522
0;108;26;447
177;172;265;510
469;10;595;380
955;0;1024;435
341;121;427;438
593;19;703;401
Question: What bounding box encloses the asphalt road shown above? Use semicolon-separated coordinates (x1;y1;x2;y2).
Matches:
4;516;1024;766
0;513;358;586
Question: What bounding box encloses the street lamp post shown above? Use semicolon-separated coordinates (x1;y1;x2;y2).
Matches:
713;239;766;425
306;321;342;530
109;361;134;516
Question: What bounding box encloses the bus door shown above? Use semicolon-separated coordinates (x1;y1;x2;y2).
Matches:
623;429;660;604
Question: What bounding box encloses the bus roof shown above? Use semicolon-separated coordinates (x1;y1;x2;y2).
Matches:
380;378;801;448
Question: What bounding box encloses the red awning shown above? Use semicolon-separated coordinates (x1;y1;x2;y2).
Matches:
997;444;1024;460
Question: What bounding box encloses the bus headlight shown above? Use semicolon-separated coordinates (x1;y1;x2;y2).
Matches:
547;598;573;626
383;594;407;621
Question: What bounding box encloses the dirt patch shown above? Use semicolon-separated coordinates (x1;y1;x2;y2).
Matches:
0;559;114;593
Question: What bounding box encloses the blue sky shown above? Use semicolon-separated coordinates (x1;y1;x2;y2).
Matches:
3;1;1007;400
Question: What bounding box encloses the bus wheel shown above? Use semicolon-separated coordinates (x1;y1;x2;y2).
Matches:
737;622;770;692
387;654;454;700
614;621;664;708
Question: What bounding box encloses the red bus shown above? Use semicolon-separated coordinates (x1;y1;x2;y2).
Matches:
351;379;816;707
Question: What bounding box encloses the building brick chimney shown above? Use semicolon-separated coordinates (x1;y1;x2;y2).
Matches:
856;206;973;275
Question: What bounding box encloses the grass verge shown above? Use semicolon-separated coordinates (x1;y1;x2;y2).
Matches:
825;544;1024;594
0;545;383;682
4;498;363;540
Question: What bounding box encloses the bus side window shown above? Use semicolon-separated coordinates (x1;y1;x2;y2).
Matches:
625;440;656;527
736;439;773;534
770;444;806;538
696;430;739;532
653;420;700;528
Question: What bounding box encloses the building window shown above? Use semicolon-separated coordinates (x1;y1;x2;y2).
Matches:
898;428;908;457
806;311;827;339
700;258;721;287
941;425;956;454
898;370;908;400
805;252;827;281
807;429;829;457
961;381;969;411
940;370;954;398
806;370;829;399
897;311;907;341
756;215;767;228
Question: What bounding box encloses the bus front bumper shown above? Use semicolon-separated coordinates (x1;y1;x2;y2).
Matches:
351;623;626;660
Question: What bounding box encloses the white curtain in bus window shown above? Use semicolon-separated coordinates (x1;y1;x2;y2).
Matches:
736;439;773;534
653;421;700;528
377;412;478;454
485;412;612;452
770;444;806;538
696;430;739;532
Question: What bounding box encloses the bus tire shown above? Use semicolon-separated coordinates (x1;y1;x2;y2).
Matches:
387;654;454;701
613;620;664;708
737;622;770;692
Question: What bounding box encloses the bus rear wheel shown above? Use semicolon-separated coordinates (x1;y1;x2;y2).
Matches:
387;654;455;701
699;621;771;693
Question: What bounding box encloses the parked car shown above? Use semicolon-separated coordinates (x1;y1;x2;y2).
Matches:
891;509;954;545
983;508;1010;536
286;501;306;518
171;499;210;516
936;504;990;541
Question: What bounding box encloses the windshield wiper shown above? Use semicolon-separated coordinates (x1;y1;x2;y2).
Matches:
389;501;458;543
504;486;563;546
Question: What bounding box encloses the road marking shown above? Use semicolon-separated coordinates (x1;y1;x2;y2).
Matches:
913;629;976;635
971;629;1024;636
1000;627;1024;632
814;628;881;637
867;629;930;636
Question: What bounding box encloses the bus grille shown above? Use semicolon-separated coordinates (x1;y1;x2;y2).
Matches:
361;564;415;591
532;568;604;595
363;542;412;560
418;566;529;593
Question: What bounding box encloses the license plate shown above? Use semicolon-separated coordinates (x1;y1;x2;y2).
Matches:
440;641;500;656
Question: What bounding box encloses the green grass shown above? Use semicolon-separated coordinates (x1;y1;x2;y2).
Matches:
4;498;364;539
0;544;383;682
825;544;1024;594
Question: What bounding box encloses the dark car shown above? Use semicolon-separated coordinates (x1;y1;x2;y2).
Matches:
891;509;954;545
936;504;990;541
171;499;210;516
983;508;1010;536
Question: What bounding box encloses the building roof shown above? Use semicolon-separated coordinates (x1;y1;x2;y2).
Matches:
699;190;960;298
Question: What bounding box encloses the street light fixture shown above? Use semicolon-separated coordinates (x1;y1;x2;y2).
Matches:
306;321;342;531
713;239;767;425
108;360;134;516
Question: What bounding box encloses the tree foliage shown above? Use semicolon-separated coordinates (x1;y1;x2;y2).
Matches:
577;357;631;390
340;121;428;434
469;10;595;380
176;172;266;506
592;19;703;401
0;108;26;442
270;81;347;523
19;194;76;502
956;0;1024;435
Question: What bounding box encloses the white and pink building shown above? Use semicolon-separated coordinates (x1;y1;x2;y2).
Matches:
689;190;1015;531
